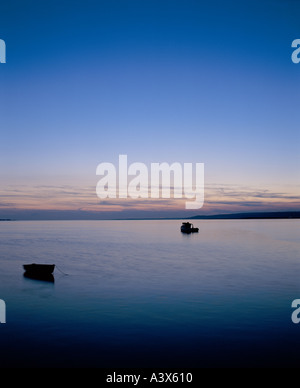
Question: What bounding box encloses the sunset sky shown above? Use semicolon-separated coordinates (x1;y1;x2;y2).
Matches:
0;0;299;219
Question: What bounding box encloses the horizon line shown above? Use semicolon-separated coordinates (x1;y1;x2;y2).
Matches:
1;210;300;222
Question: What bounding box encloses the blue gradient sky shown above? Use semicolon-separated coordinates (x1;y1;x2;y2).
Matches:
0;0;299;219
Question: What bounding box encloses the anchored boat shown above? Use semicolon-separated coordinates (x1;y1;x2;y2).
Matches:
23;263;55;275
23;263;55;282
181;222;199;234
23;264;55;282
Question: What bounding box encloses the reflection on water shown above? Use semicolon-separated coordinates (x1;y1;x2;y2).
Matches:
0;220;299;367
23;272;55;283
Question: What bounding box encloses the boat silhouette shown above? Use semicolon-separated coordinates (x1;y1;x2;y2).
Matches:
23;263;55;282
181;222;199;234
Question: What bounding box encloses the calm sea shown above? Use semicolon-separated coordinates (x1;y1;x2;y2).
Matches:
0;219;299;367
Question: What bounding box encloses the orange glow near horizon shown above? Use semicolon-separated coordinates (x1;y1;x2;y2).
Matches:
0;183;299;215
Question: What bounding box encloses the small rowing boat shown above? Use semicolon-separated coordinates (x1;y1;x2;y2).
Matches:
23;263;55;275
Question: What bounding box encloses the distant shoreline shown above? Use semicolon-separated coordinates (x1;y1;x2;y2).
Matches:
112;211;300;220
190;211;300;220
0;211;299;221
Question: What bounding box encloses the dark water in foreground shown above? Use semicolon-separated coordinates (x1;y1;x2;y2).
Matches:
0;220;299;368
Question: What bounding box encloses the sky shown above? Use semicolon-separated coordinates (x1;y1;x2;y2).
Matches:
0;0;299;219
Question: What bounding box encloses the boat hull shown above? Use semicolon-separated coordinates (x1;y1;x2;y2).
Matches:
23;264;55;275
181;227;199;234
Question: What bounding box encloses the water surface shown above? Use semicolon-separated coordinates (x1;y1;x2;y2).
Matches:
0;220;299;367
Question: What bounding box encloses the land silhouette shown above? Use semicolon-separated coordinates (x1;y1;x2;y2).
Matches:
190;211;300;220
